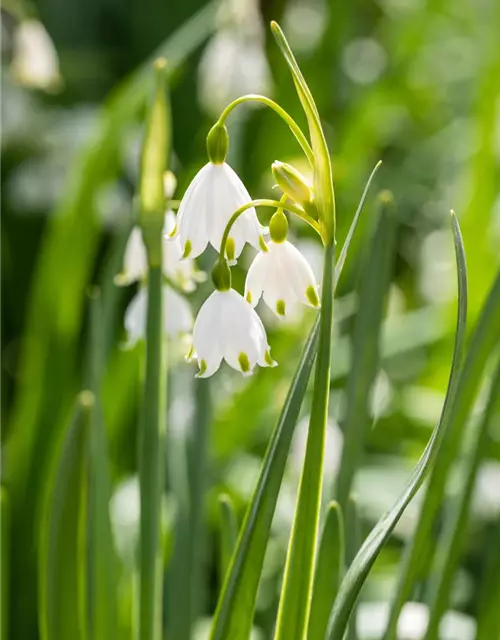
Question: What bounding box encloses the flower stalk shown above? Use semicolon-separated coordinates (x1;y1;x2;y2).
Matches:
137;59;170;640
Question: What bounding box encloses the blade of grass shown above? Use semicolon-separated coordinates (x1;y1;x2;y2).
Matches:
209;165;379;640
327;211;469;640
219;495;239;586
335;191;397;517
308;502;344;640
476;515;500;639
346;498;361;640
424;358;500;639
86;291;119;640
5;7;218;637
383;277;500;639
39;393;93;640
274;239;335;640
1;488;9;640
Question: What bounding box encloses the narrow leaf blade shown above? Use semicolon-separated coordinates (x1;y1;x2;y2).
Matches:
218;495;239;586
327;212;470;640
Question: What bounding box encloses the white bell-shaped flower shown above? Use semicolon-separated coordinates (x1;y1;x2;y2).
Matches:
171;162;264;262
245;239;320;318
117;212;201;291
189;288;276;378
11;20;61;92
124;285;193;345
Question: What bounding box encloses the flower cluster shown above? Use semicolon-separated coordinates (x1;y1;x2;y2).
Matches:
169;123;321;378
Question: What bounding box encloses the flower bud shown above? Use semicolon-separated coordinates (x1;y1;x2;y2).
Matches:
211;258;232;291
207;122;229;164
272;161;312;206
269;209;288;243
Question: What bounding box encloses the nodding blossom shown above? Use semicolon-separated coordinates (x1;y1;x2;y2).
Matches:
189;288;276;378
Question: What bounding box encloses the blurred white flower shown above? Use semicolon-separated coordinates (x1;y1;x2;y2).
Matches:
171;162;264;262
198;29;271;117
117;212;201;291
189;288;276;377
11;20;61;92
124;285;193;345
245;240;320;317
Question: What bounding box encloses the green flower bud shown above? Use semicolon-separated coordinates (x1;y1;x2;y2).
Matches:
211;258;232;291
207;122;229;164
269;209;288;243
272;161;312;206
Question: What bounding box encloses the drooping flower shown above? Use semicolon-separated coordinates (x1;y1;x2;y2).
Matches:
117;212;201;291
170;162;265;263
124;285;193;345
11;20;62;92
245;239;320;318
189;288;276;378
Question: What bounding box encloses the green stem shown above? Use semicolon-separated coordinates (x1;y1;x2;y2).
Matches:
275;240;335;640
138;265;165;640
218;94;314;165
219;198;321;259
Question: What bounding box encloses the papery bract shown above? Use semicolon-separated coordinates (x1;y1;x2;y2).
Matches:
245;240;320;317
171;162;264;263
189;288;276;378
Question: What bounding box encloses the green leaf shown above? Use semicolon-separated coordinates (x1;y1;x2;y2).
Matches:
308;502;344;640
384;276;500;638
335;191;397;516
1;488;9;640
39;393;93;640
327;211;469;640
275;241;335;640
86;291;119;640
476;515;500;640
425;358;500;638
345;498;361;640
270;21;335;243
210;164;379;640
218;495;239;585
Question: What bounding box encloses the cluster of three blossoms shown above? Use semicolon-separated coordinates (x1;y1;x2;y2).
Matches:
118;124;321;378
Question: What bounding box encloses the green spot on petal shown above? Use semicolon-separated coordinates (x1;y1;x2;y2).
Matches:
246;291;252;304
238;352;251;374
306;285;320;308
182;240;192;259
168;225;177;238
259;236;268;252
226;237;236;262
199;359;207;375
276;299;286;316
186;344;194;361
264;349;277;367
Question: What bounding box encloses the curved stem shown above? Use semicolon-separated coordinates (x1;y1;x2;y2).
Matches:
218;95;314;166
219;199;322;259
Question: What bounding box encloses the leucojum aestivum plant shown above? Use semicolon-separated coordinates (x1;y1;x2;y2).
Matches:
110;20;473;640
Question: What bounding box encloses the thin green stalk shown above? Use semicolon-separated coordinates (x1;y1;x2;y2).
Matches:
1;489;9;640
425;359;500;639
218;94;314;165
275;240;335;640
138;266;165;640
308;502;344;640
346;498;361;640
384;270;500;640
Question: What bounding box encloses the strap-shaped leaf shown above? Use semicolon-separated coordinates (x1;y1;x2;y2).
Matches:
327;212;469;639
39;393;92;640
218;495;239;585
210;165;380;640
425;358;500;638
308;502;344;640
476;514;500;639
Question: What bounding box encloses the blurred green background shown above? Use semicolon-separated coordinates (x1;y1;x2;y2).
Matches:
2;0;500;638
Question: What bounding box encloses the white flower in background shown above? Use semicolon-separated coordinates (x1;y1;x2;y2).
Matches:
124;286;193;345
11;20;61;92
189;288;276;377
171;162;264;262
198;29;272;117
245;239;320;317
117;213;201;291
